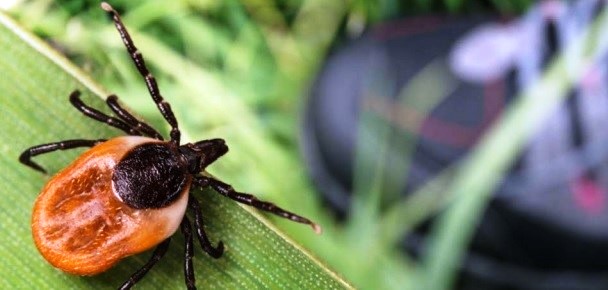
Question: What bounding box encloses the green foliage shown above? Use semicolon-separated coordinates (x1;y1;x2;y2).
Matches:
4;0;605;290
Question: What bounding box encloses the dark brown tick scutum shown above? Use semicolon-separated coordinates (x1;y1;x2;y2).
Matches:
19;2;322;290
113;143;189;209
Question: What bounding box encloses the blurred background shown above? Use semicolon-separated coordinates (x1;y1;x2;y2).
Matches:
7;0;608;289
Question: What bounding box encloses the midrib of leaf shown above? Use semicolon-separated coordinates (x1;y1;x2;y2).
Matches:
0;10;351;290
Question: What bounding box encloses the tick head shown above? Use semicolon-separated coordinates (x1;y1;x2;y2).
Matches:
179;139;228;174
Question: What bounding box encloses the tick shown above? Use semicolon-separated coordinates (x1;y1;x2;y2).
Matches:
19;2;321;289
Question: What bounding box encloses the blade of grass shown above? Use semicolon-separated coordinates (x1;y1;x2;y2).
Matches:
0;10;351;289
420;9;608;290
344;57;456;289
350;59;456;230
380;165;458;248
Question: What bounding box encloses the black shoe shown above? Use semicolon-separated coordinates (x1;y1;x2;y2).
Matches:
302;1;608;289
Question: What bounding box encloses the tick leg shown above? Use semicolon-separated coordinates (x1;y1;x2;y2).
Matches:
101;2;181;144
188;197;224;258
106;94;164;140
180;217;197;290
119;238;171;290
196;176;322;234
69;90;141;136
191;138;228;169
19;139;106;173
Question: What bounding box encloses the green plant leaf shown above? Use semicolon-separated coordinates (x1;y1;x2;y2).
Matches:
0;11;350;290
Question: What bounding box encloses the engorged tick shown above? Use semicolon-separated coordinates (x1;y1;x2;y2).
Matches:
18;2;321;289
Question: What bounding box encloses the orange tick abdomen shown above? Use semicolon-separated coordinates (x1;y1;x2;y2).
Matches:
31;136;189;275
